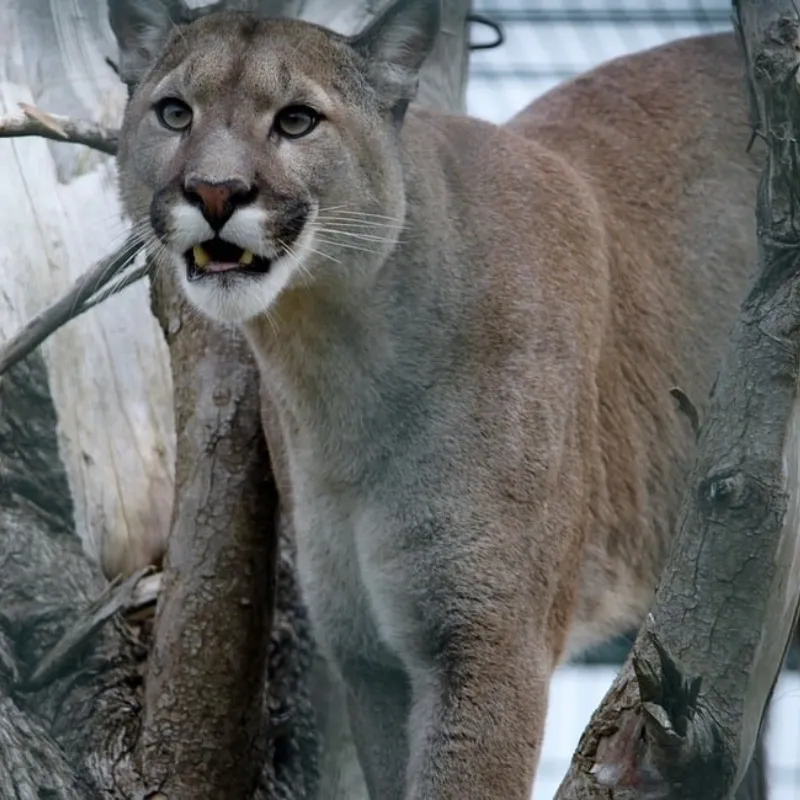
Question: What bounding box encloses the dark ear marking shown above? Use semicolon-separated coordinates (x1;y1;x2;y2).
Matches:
348;0;441;108
107;0;187;90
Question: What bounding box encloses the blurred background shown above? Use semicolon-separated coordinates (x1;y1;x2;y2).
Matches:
461;2;800;798
467;0;731;121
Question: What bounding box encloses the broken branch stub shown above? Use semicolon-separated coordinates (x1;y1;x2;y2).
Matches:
0;103;119;154
554;4;800;798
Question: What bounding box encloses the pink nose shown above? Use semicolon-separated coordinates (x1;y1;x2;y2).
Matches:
183;177;255;229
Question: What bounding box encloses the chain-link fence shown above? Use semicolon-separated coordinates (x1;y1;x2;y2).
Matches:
462;3;800;797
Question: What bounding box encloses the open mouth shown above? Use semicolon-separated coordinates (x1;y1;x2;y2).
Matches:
184;237;272;282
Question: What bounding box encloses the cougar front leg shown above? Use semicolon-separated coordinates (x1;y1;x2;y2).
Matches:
308;655;370;800
404;634;550;799
361;517;568;800
341;657;412;800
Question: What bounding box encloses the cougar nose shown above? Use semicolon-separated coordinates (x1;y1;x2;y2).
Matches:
183;176;255;230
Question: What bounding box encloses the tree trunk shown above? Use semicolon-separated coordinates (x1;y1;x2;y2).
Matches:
0;0;472;797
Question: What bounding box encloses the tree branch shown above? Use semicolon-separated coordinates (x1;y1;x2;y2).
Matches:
554;3;800;797
23;566;154;692
0;237;144;379
0;108;147;380
140;279;282;797
0;103;119;155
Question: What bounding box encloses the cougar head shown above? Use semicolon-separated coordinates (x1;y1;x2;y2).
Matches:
110;0;440;324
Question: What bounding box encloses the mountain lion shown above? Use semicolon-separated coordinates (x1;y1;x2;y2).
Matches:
110;0;763;796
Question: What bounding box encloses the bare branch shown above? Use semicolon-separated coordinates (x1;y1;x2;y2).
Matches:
80;260;150;313
0;105;136;375
0;238;143;379
0;103;119;155
124;571;162;622
22;566;155;692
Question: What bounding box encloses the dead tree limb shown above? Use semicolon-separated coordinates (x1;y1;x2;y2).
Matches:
139;303;281;796
0;102;119;153
553;3;800;797
0;236;143;378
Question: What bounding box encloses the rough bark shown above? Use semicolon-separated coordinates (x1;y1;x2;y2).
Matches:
552;3;800;798
0;352;144;799
0;0;473;798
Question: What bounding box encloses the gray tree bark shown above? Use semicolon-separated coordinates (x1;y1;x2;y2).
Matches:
0;1;472;798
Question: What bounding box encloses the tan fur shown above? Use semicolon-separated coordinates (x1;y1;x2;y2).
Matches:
111;1;762;797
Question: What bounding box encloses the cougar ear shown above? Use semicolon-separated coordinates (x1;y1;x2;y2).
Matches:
349;0;441;107
108;0;186;90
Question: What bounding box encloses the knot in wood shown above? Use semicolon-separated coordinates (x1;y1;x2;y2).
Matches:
754;18;800;85
699;469;765;522
775;17;800;50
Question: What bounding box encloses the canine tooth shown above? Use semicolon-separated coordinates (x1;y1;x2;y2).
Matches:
239;249;255;266
193;244;210;268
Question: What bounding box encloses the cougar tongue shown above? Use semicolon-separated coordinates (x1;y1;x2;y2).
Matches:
204;261;245;273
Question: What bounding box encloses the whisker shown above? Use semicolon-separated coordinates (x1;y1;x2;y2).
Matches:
311;237;382;256
313;227;398;244
279;240;316;307
295;237;343;266
315;218;406;232
317;207;405;222
317;216;403;228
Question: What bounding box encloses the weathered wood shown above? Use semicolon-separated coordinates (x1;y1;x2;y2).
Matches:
0;353;144;799
0;0;175;583
0;3;169;794
0;102;118;153
143;256;284;797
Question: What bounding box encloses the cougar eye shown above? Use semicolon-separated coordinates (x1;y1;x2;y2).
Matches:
273;105;320;139
155;98;193;132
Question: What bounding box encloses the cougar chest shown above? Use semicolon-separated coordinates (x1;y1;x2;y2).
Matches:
286;425;411;672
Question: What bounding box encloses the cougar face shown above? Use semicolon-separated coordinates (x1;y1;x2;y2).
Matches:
117;11;420;324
